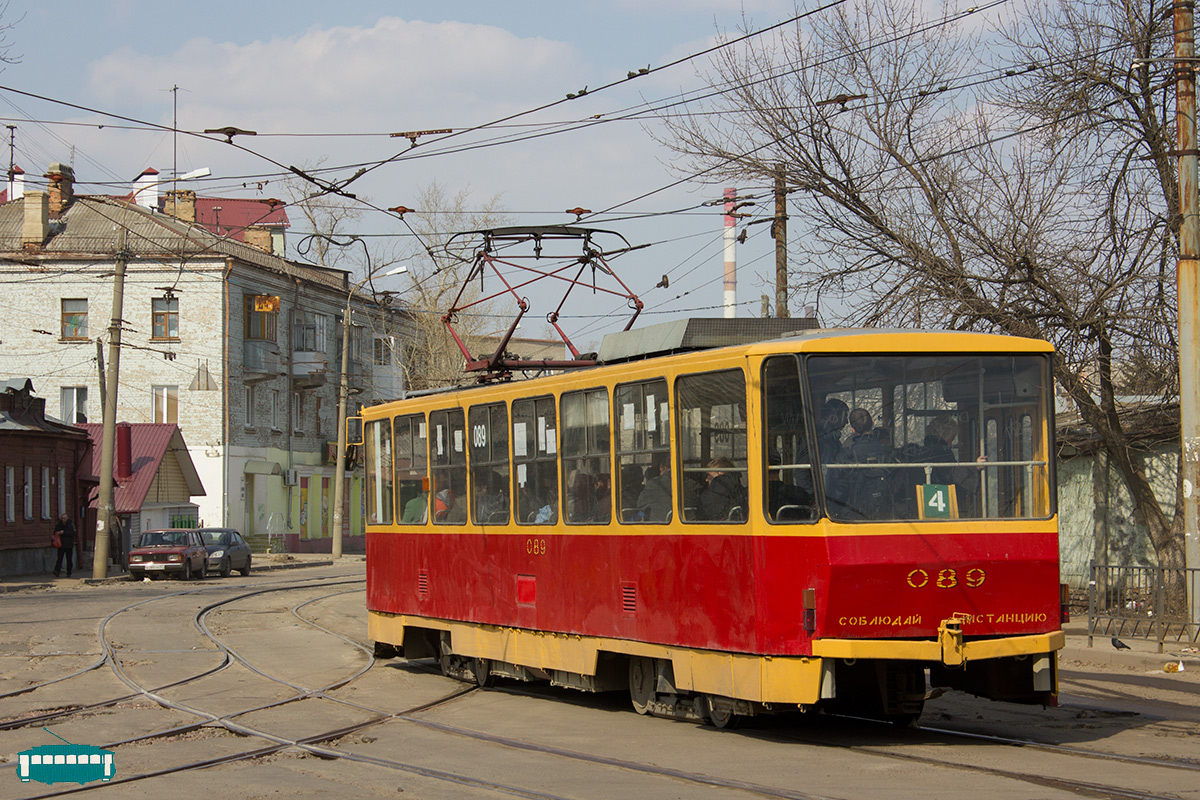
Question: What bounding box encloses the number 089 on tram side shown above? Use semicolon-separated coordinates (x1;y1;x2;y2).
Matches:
364;321;1065;726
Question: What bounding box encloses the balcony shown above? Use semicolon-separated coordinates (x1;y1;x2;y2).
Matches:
243;340;280;382
292;350;328;389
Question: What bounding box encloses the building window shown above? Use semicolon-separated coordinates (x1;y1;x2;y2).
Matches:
152;297;179;340
315;397;323;436
244;294;279;341
5;466;13;522
61;299;88;340
293;311;328;352
23;466;32;520
271;389;280;431
41;466;50;519
152;385;178;424
292;392;303;433
373;336;396;366
244;385;255;428
60;386;88;424
58;467;66;516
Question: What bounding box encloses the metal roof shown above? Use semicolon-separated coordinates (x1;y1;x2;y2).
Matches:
80;423;205;513
597;317;821;363
0;195;344;291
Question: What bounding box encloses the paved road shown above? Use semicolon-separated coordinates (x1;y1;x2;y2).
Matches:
1;560;1198;799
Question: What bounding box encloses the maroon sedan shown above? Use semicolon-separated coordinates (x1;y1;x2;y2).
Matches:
127;529;208;580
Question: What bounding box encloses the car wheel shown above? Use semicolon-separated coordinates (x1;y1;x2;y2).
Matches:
181;561;192;581
240;555;252;576
220;558;231;578
196;557;206;580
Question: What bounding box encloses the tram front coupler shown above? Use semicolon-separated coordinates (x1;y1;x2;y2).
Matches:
938;615;967;667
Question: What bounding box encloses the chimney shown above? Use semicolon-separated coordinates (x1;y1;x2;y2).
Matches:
163;189;196;223
8;165;23;202
45;162;74;217
134;167;160;209
116;423;132;482
20;190;48;250
243;225;273;253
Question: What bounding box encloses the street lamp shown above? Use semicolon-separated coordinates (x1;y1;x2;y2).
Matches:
332;264;407;559
92;167;211;580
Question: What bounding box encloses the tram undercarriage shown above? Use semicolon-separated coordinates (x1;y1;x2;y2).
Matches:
370;613;1060;728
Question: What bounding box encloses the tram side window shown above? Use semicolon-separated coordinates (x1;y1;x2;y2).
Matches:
395;414;429;524
762;356;816;522
561;388;611;524
469;403;510;525
430;408;467;524
615;379;670;523
513;396;558;524
676;370;749;523
364;419;394;525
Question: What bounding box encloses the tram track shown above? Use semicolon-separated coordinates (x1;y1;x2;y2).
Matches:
15;577;845;800
9;571;1196;799
21;576;586;800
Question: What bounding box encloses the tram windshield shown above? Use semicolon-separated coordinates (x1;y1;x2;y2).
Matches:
771;353;1053;522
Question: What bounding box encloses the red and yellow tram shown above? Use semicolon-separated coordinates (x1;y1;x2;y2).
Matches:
364;320;1064;726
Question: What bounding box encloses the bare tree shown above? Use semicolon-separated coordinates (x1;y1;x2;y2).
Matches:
399;182;510;390
655;0;1184;569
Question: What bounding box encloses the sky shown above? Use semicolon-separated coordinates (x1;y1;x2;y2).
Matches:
3;0;809;345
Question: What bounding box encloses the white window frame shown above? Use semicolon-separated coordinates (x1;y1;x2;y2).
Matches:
60;386;88;424
23;466;32;520
244;385;255;428
5;466;13;522
152;385;179;424
40;466;50;519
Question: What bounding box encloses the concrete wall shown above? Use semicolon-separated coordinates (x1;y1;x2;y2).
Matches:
1058;443;1177;588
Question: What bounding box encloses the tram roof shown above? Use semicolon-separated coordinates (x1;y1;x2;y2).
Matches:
596;318;1052;363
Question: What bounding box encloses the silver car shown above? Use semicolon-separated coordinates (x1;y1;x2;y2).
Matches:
198;528;252;577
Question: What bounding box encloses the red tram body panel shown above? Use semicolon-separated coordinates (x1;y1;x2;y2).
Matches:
365;325;1065;722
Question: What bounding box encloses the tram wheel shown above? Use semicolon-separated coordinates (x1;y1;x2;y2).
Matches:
472;657;495;688
629;656;655;715
703;695;741;730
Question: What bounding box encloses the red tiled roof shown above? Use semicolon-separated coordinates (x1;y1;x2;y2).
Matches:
80;423;205;513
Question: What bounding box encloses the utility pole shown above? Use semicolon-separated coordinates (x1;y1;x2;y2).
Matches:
772;165;790;318
92;228;127;580
1175;1;1200;621
331;264;406;560
331;305;352;561
723;187;737;318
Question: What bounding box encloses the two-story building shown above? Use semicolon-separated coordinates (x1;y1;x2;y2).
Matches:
0;163;409;556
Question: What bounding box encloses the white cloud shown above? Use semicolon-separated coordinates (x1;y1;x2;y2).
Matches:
86;18;579;131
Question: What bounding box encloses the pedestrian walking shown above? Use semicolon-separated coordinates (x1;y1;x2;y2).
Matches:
52;513;76;577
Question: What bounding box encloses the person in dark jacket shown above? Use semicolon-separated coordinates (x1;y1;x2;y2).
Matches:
52;513;76;577
636;452;672;522
699;457;747;520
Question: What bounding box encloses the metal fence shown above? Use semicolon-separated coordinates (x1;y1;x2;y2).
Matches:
1088;562;1200;652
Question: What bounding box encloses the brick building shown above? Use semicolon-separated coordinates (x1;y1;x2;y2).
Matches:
0;379;94;575
0;164;409;557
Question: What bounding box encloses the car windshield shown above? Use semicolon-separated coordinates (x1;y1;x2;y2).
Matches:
140;531;186;546
200;531;224;545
